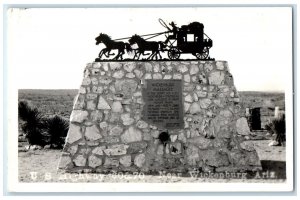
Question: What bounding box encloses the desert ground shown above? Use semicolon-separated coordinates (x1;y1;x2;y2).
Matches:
18;89;286;183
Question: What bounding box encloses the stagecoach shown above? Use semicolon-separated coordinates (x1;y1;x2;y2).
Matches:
95;19;213;60
162;21;213;60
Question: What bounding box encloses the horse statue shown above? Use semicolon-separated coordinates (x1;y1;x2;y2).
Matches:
95;33;132;60
128;34;165;60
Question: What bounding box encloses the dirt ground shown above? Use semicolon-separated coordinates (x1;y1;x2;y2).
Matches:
18;138;286;183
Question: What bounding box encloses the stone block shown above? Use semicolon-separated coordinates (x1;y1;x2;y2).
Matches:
66;124;82;144
97;96;111;110
90;110;103;122
202;149;230;167
82;77;91;86
199;98;211;109
88;155;102;168
190;64;199;75
110;62;122;71
173;73;182;79
111;101;123;113
176;65;188;73
189;102;201;114
92;146;106;156
113;70;125;79
157;144;164;155
240;141;255;152
74;155;87;167
186;145;200;166
136;120;148;129
163;74;172;79
216;61;225;70
134;154;146;168
115;79;138;97
144;73;152;79
92;86;104;94
120;155;132;167
73;94;85;110
121;113;134;125
124;62;136;72
184;102;191;113
236;117;251;135
121;126;142;143
104;157;119;167
188;136;212;149
126;73;135;78
127;142;148;154
70;110;89;123
204;63;214;72
104;144;129;156
185;94;193;103
85;125;102;141
68;145;78;156
58;155;72;169
87;100;97;110
109;126;124;136
144;63;153;72
134;69;143;79
153;73;163;79
104;136;120;144
99;76;112;85
208;71;225;85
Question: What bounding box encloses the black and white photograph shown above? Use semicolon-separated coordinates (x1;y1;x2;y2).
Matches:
3;3;296;194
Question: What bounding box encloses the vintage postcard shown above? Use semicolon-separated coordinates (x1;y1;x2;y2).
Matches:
5;5;294;193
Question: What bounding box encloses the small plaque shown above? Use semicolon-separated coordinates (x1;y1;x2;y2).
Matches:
142;79;184;129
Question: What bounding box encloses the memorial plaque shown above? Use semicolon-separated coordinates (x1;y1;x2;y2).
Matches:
142;80;184;129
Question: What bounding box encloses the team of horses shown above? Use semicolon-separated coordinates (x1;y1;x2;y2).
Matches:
95;33;166;60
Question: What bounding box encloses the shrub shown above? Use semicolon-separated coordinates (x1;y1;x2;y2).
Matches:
265;114;286;145
44;115;69;149
18;101;47;146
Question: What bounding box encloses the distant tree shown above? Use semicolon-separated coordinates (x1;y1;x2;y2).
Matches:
18;101;47;146
44;115;69;149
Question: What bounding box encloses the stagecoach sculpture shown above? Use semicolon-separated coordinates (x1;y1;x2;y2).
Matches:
95;19;213;61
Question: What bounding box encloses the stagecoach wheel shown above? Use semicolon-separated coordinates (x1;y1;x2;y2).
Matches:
195;47;209;59
168;47;180;60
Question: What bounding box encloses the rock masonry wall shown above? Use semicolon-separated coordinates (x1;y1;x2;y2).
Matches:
58;61;262;173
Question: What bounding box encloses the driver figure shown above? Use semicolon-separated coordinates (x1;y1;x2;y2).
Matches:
165;21;178;44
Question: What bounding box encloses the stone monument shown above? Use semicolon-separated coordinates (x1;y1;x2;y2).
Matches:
58;60;262;173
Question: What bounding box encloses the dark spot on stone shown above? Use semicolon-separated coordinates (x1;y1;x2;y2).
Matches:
171;146;178;153
158;131;170;146
115;93;124;97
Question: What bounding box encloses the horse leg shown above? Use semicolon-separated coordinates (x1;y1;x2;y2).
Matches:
148;52;155;60
98;49;104;59
113;52;119;60
120;49;125;60
119;51;124;60
137;52;141;60
157;51;162;60
154;52;159;60
105;49;112;58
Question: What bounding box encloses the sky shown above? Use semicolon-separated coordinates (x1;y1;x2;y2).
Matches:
6;7;292;91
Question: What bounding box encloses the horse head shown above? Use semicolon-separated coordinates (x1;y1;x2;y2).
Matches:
129;34;142;45
95;33;111;45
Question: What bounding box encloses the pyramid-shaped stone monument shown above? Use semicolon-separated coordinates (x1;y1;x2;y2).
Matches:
58;60;262;173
